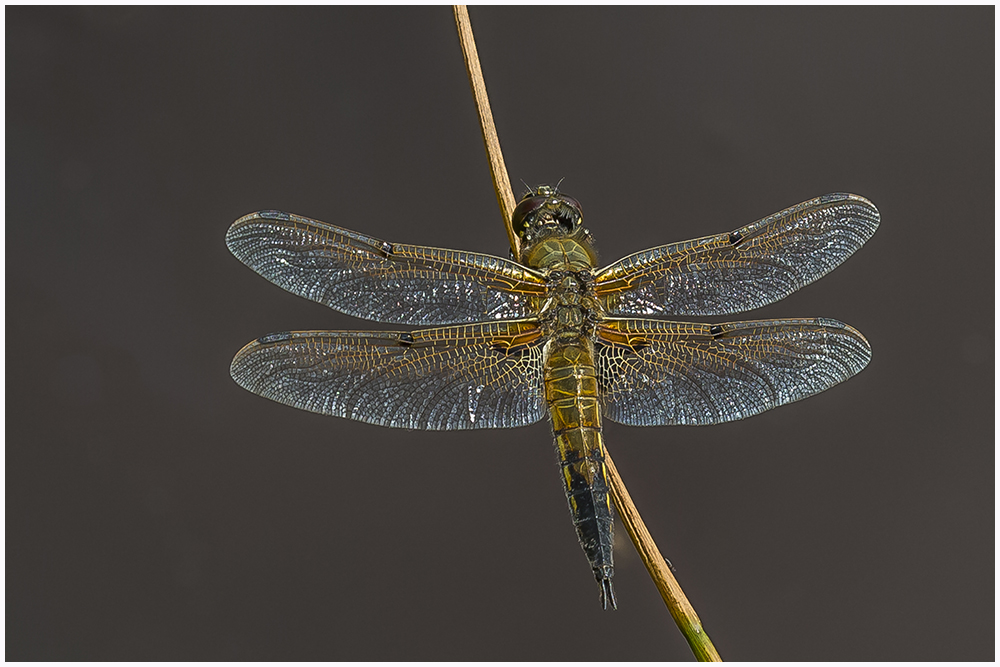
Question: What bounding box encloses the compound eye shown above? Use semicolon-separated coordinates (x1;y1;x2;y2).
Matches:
559;195;584;219
511;195;548;237
552;194;582;232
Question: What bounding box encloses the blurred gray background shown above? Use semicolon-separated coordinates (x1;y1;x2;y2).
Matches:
7;6;992;660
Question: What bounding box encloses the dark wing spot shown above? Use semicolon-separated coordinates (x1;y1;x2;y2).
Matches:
709;325;724;337
491;341;531;355
258;331;293;344
728;230;743;245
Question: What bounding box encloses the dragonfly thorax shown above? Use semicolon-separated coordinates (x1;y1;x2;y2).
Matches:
541;271;603;341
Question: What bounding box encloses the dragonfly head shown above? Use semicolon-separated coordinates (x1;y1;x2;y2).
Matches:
512;186;597;267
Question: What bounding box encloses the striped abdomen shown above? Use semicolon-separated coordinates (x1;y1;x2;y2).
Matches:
543;337;616;609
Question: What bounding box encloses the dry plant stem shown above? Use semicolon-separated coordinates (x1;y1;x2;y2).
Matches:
453;5;722;661
604;453;723;661
453;5;520;259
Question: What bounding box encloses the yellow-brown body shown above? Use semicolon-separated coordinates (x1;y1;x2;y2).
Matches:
544;336;615;607
522;218;616;609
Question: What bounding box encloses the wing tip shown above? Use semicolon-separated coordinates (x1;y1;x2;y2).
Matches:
806;318;873;385
232;210;293;224
819;192;880;233
229;337;265;388
226;210;299;250
230;331;298;387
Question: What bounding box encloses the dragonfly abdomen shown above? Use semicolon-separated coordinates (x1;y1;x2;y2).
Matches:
543;338;616;609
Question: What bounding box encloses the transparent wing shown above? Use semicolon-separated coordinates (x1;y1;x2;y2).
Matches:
594;194;879;317
231;321;546;430
596;317;871;426
226;211;547;325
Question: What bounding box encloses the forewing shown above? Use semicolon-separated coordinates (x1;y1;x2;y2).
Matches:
594;194;879;316
596;318;871;426
230;321;546;430
226;211;547;325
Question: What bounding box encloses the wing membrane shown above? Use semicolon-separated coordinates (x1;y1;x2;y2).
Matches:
596;318;871;426
231;321;546;430
594;194;879;317
226;211;547;325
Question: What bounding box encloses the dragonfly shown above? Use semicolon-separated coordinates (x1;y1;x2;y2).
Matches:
226;187;878;609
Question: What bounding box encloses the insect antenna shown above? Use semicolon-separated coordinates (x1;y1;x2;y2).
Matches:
519;179;535;198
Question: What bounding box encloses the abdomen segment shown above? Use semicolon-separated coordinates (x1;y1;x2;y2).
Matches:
544;339;616;609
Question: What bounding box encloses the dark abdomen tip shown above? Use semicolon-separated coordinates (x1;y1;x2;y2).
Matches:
599;577;617;610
